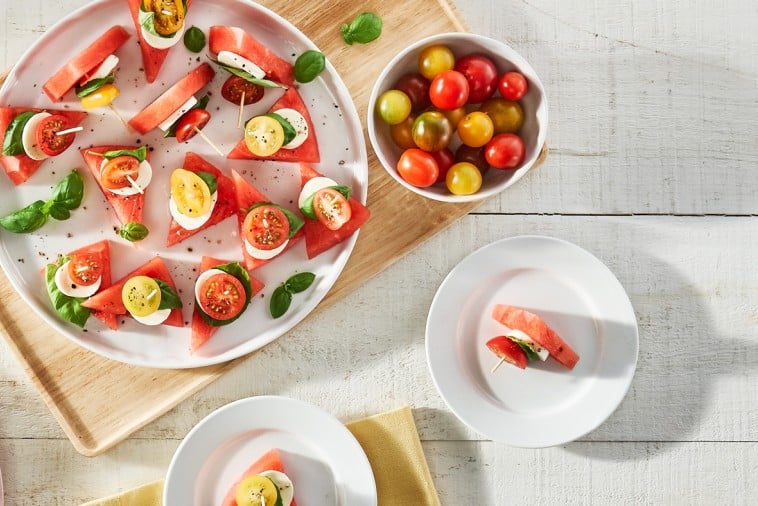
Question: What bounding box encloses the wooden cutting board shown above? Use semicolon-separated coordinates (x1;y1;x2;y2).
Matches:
0;0;544;456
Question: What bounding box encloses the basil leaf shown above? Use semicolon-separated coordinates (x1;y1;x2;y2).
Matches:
196;171;218;195
269;285;292;319
183;25;205;53
265;113;296;146
0;200;47;233
208;57;286;89
341;12;382;45
155;279;183;310
119;222;149;242
198;261;253;327
2;111;37;156
103;146;147;162
51;170;85;211
285;272;315;294
164;95;210;138
293;50;325;83
299;185;352;220
75;74;115;98
46;202;71;221
45;260;91;328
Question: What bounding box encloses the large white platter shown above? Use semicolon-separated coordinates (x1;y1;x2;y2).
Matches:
426;235;639;447
0;0;367;368
164;396;377;506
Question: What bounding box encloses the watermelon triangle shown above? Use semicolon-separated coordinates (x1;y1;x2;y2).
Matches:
227;87;320;163
221;449;298;506
230;169;303;271
79;145;147;226
0;108;87;185
166;152;237;247
209;25;295;86
298;163;370;259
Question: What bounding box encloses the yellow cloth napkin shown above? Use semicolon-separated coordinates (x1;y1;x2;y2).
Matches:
82;406;439;506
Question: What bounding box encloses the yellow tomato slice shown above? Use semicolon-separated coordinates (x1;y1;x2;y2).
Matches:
143;0;186;35
235;475;280;506
80;83;120;109
170;169;212;218
121;275;161;317
244;115;284;157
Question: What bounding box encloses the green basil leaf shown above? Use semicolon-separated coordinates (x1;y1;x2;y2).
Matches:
299;185;352;220
293;50;325;83
264;113;296;146
164;94;210;138
285;272;315;294
45;261;91;328
47;202;71;221
269;285;292;319
75;74;115;98
183;25;206;53
51;170;85;211
196;171;218;195
507;336;542;362
208;57;286;89
119;222;150;242
198;261;253;327
341;12;382;45
155;279;182;310
2;111;37;156
0;200;47;233
103;146;147;163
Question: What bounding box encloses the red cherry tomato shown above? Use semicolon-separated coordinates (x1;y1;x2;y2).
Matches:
174;108;211;143
397;148;439;188
36;114;75;156
242;205;290;251
430;148;455;183
100;155;141;190
394;73;431;113
486;336;528;369
221;76;264;105
454;54;498;103
67;253;103;287
485;133;525;169
313;188;352;231
198;272;246;321
498;71;528;101
429;70;469;110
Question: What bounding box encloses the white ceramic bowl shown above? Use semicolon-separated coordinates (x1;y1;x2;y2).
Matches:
367;32;548;203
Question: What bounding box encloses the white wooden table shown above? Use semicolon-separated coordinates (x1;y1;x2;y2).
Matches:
1;0;757;504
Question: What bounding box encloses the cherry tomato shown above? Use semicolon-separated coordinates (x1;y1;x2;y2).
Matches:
397;148;439;188
221;76;264;105
242;205;290;250
498;71;528;101
393;73;431;112
454;54;498;103
100;155;141;191
389;114;416;149
457;111;494;148
430;148;455;183
121;275;161;317
376;89;412;125
486;336;528;369
35;114;75;156
437;106;466;129
418;44;455;80
313;188;352;231
174;108;211;143
67;253;103;287
485;133;525;169
446;162;482;195
429;70;469;110
170;168;212;217
455;144;490;176
142;0;185;35
244;115;284;156
235;475;279;506
479;97;524;134
198;272;246;321
412;111;452;152
80;83;120;109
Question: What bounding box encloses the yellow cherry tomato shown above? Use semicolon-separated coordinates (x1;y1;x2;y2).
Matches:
142;0;186;35
235;475;281;506
80;83;120;109
121;275;161;317
457;111;495;147
170;168;212;218
244;115;285;157
418;44;455;80
446;162;483;195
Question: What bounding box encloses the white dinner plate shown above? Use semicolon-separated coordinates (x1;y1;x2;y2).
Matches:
426;235;638;447
0;0;367;368
164;396;377;506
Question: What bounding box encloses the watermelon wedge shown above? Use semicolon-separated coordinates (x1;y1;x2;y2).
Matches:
298;163;370;259
221;449;298;506
166;152;237;247
0;108;87;185
227;87;319;163
81;257;184;328
190;256;265;352
231;169;303;271
491;304;580;369
209;25;295;86
80;145;148;226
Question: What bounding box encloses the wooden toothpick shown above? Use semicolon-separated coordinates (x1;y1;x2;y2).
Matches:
237;91;246;129
109;103;132;132
491;357;506;373
193;126;224;156
126;175;144;194
55;126;84;136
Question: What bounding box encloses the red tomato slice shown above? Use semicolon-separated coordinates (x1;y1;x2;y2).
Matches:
35;114;75;156
486;336;528;369
221;76;264;105
67;253;104;287
313;188;352;231
242;205;290;251
198;271;246;321
175;108;211;143
100;155;140;190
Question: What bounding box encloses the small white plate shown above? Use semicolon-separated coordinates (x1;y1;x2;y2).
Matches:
164;396;377;506
426;235;638;447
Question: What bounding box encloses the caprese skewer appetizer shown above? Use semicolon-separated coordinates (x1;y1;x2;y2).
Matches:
222;449;297;506
128;0;191;83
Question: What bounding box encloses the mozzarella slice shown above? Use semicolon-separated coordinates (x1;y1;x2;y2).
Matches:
100;159;153;196
169;190;218;230
140;19;184;50
158;96;198;132
507;329;550;361
217;50;265;78
276;108;309;149
132;308;171;326
81;54;119;85
54;261;102;298
244;237;288;260
21;112;51;161
259;470;294;506
194;268;226;308
298;176;338;209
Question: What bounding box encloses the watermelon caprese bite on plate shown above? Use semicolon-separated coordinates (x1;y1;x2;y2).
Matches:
222;449;297;506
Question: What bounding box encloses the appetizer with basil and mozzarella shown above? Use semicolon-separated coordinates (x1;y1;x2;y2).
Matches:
128;0;190;83
222;449;297;506
231;169;304;271
298;163;370;259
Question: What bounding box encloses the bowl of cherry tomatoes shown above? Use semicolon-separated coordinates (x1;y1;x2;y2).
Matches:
368;32;548;202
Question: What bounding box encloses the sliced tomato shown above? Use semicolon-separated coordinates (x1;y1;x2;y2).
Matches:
67;253;103;287
242;205;290;251
313;188;351;231
100;155;140;190
197;272;246;321
221;76;264;105
486;336;528;370
175;109;211;143
35;114;75;156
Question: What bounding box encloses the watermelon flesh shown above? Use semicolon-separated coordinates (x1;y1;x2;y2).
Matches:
221;449;298;506
491;304;579;369
209;25;295;86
